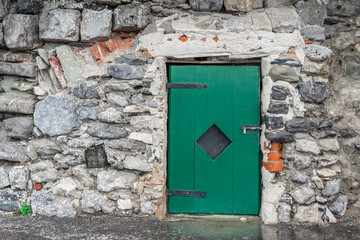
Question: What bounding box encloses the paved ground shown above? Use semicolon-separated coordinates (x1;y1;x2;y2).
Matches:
0;213;359;240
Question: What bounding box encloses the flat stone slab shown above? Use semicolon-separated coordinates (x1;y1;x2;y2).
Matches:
0;62;38;77
0;96;36;114
0;141;30;162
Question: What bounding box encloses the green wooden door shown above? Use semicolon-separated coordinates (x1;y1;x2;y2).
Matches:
168;65;260;215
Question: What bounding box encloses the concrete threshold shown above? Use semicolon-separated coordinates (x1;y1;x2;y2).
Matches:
167;213;260;222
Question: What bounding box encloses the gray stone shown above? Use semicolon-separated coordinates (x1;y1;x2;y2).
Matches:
0;141;30;162
269;65;299;83
98;108;126;124
264;115;284;129
9;166;28;190
0;25;4;48
73;83;99;99
123;155;152;172
31;169;58;183
30;139;62;156
265;131;294;143
267;103;289;114
15;0;41;14
310;130;336;139
30;191;57;217
4;14;39;50
79;107;97;121
293;204;320;224
97;170;137;192
113;4;150;31
224;0;252;12
266;7;300;33
329;195;347;216
326;0;360;17
319;118;333;129
318;138;340;152
105;139;145;151
39;9;81;42
0;167;10;188
0;62;38;77
285;117;318;133
36;56;48;70
317;168;337;178
52;177;78;197
290;170;309;183
82;189;113;214
34;96;80;137
0;52;36;63
106;93;129;107
0;189;26;212
81;8;112;42
140;201;158;214
105;82;130;91
131;93;145;104
299;81;328;104
57;204;77;218
345;63;360;80
0;97;35;115
85;145;109;168
56;45;83;83
108;65;145;80
277;203;291;223
68;138;94;148
304;45;332;62
146;101;158;108
117;199;132;210
28;160;54;172
271;85;287;100
291;186;315;204
97;0;122;5
190;0;223;12
87;123;128;139
294;156;312;169
300;27;326;42
4;116;33;140
264;0;291;7
226;17;252;33
312;176;324;189
296;0;327;26
0;1;7;20
340;128;357;138
115;55;148;65
322;179;341;197
296;139;320;155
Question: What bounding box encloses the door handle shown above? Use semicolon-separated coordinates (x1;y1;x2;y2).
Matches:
241;125;261;134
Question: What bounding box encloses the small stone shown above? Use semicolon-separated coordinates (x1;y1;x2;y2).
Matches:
319;118;333;129
0;141;30;162
0;167;10;188
318;138;340;152
291;186;315;204
131;93;144;104
81;8;112;42
106;93;129;107
189;0;223;12
105;139;145;151
140;201;158;214
3;14;39;50
0;62;38;78
277;203;291;223
52;177;78;197
312;176;324;189
97;170;137;192
128;132;153;144
300;27;326;42
294;156;312;169
294;204;320;224
117;199;132;210
85;145;109;168
81;190;108;213
267;103;289;114
264;115;284;130
269;65;299;83
34;96;80;137
105;82;130;91
301;60;330;75
310;130;336;139
15;0;41;14
57;204;77;218
113;4;150;31
39;9;81;42
108;65;145;80
266;7;300;33
286;118;317;133
55;45;83;83
290;170;309;183
30;191;57;217
4;116;33;140
322;179;341;196
296;0;327;26
73;83;99;99
264;0;291;7
33;87;46;96
87;123;128;139
296;139;320;155
299;81;328;104
271;85;287;100
146;100;158;108
123;105;149;114
123;155;152;172
0;189;26;212
304;45;332;62
340;128;357;138
29;139;62;156
98;108;126;124
317;168;336;178
329;195;347;216
345;63;360;80
326;0;360;17
265;131;294;143
115;54;148;65
9;166;28;190
79;107;97;121
224;0;252;12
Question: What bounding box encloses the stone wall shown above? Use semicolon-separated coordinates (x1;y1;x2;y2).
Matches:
0;0;359;225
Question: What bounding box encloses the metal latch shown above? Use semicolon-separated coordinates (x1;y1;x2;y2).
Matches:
166;83;208;89
241;125;261;134
167;190;206;198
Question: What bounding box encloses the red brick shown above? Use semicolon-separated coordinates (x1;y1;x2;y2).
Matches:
90;45;101;61
120;32;130;38
116;40;125;50
49;57;67;88
179;35;188;42
213;35;219;42
106;39;117;52
99;42;109;58
124;38;132;47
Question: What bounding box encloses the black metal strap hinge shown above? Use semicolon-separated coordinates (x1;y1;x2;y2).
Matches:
167;83;208;89
167;189;206;198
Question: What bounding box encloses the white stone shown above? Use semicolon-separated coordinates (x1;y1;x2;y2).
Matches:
33;86;46;96
123;155;152;172
71;165;95;188
97;170;137;192
296;139;320;155
291;186;315;204
129;132;153;144
31;169;58;183
67;138;95;148
266;7;301;33
98;107;125;124
294;204;321;224
311;176;324;189
140;201;158;214
52;177;78;197
317;168;337;178
9;166;28;190
318;138;340;152
117;199;133;210
130;116;153;129
0;167;10;188
106;93;128;107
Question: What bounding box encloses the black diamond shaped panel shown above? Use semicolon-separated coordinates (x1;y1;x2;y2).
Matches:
196;124;232;160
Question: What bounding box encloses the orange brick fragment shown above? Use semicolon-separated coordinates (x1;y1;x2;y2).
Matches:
116;40;125;50
34;183;42;191
124;38;132;47
159;106;164;112
179;35;188;42
268;152;282;161
90;45;101;61
270;143;282;151
213;35;219;42
201;38;206;42
99;42;108;58
106;39;117;52
304;40;312;44
120;32;130;38
263;161;284;172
